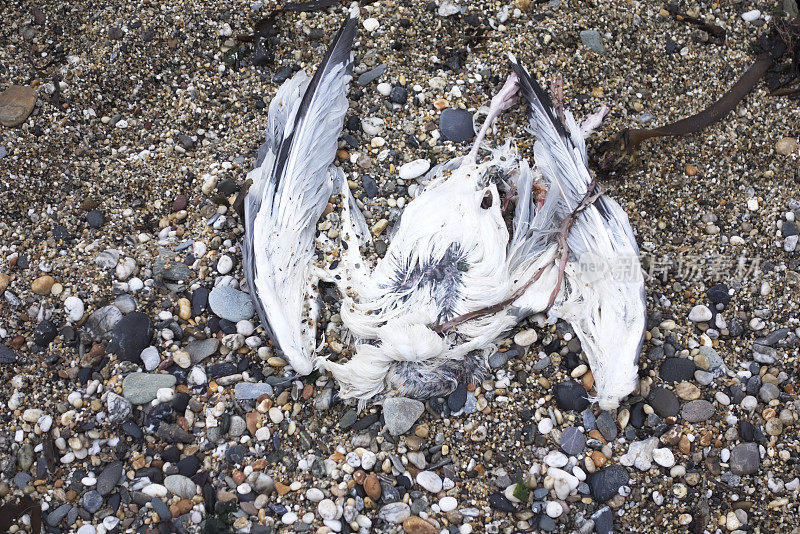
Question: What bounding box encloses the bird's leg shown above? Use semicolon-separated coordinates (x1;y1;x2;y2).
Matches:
545;180;604;311
465;74;520;164
579;105;609;139
501;182;517;214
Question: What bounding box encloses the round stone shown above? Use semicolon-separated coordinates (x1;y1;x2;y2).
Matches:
318;499;337;520
0;85;36;127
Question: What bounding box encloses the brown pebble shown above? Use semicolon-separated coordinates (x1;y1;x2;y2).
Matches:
232;470;245;484
252;459;267;471
685;164;699;176
0;85;37;127
171;498;193;517
364;474;381;501
353;470;366;485
590;450;606;468
403;516;437;534
173;194;188;211
246;412;259;435
275;481;291;496
679;435;691;454
31;275;55;295
302;384;314;400
0;273;10;293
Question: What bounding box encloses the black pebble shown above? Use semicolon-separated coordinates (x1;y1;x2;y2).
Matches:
389;86;408;104
554;381;589;411
34;319;58;347
447;382;468;412
85;210;105;228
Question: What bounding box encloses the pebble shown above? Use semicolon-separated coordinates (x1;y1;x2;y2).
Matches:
688;305;712;322
398;159;431;180
378;502;411;523
383;397;425;435
579;29;605;53
741;9;761;21
554;381;589;411
439;108;474;142
681;400;715;423
208;286;255;322
588;465;629;502
659;357;696;382
164;474;197;499
416;471;443;493
362;17;379;32
560;426;586;455
545;501;563;518
776;137;798;155
217;254;234;274
0;85;36;127
439;496;457;512
63;296;85;322
109;311;153;363
140;346;160;371
730;443;760;475
122;372;176;405
514;329;537;346
652;448;675;468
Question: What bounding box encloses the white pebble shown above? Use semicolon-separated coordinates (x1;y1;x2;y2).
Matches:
64;296;85;322
538;418;554;434
236;320;255;336
140;346;160;371
217;255;234;274
362;17;379;32
399;159;431;180
439;496;457;512
376;82;392;96
688;305;712;323
306;488;324;502
544;451;568;468
281;512;298;525
652;448;675;468
747;198;759;211
545;501;563;518
156;387;174;403
741;9;761;22
514;329;538;346
128;277;144;291
318;499;337;520
416;471;443;493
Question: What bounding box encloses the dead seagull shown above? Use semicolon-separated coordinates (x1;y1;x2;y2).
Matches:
244;13;646;410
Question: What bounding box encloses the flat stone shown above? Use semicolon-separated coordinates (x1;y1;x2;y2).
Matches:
108;311;153;363
595;411;618;441
358;64;386;86
122;373;176;405
579;29;605;53
688;305;712;323
378;502;411;523
659;357;696;382
97;461;123;496
234;382;273;400
0;344;17;364
681;399;715;423
488;492;516;513
82;490;103;513
382;397;425;436
730;442;760;475
649;387;680;418
186;338;219;364
554;381;589;411
560;426;586;455
208;286;255;322
439;108;474;143
164;474;197;499
156;423;194;443
588;465;629;502
0;85;36;127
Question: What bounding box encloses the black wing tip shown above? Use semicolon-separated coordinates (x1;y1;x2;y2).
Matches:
507;55;570;140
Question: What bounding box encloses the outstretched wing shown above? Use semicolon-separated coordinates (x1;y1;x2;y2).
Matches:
508;55;646;409
243;13;358;375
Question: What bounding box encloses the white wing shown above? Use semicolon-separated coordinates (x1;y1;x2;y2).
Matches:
242;14;358;375
509;55;646;410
